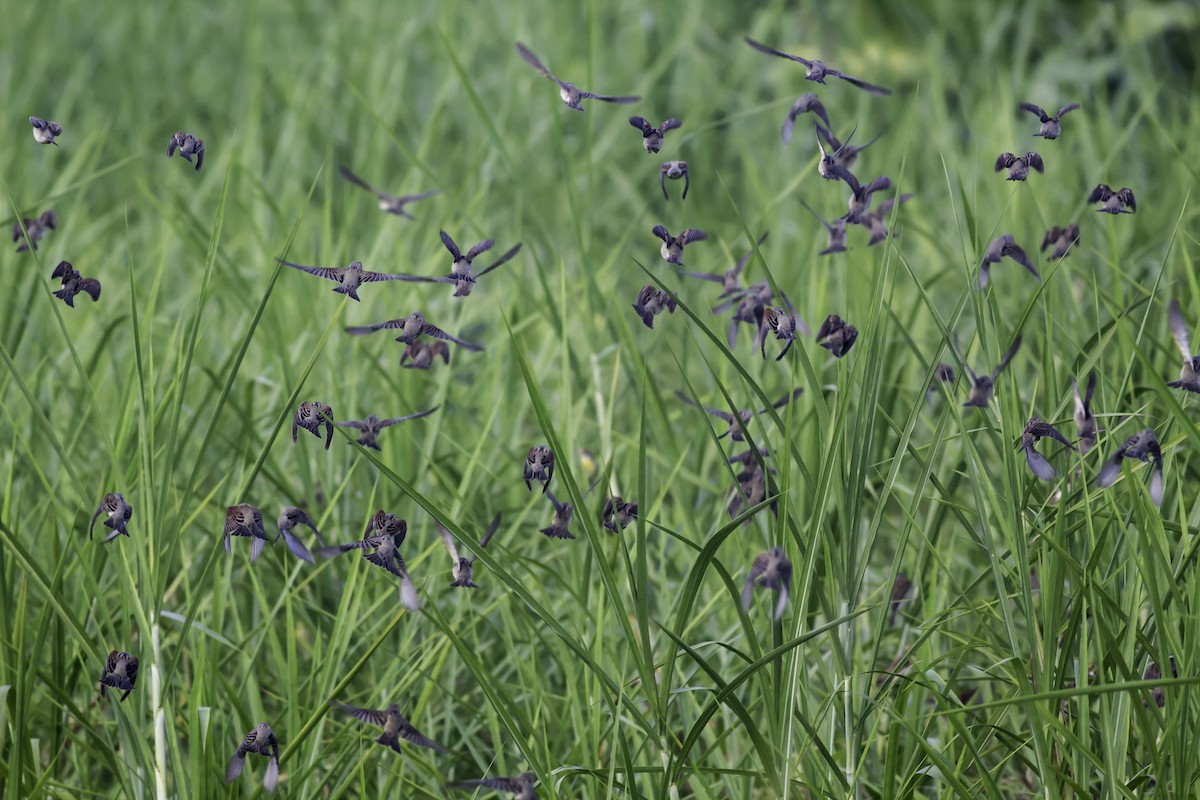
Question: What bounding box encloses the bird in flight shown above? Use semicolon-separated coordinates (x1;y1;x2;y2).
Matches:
516;42;640;110
744;38;892;95
338;165;438;218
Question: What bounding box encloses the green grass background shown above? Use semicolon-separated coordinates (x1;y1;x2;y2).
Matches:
1;0;1199;797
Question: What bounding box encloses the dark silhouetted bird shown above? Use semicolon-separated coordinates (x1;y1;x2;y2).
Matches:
524;446;554;492
292;401;334;449
800;199;848;255
226;723;280;793
50;261;101;307
962;337;1022;408
858;193;913;246
13;209;56;252
99;650;138;701
1096;428;1164;507
1018;102;1079;140
345;311;484;350
1088;184;1135;214
744;38;892;94
601;496;638;532
167;131;204;171
840;172;892;224
675;388;803;441
977;234;1039;289
1073;374;1100;454
742;547;792;620
30;116;62;145
780;93;830;144
678;231;768;298
439;513;501;588
276;506;324;564
336;409;438;450
632;284;677;329
332;701;448;753
400;340;451;370
90;492;133;542
1019;416;1073;480
816;314;858;358
1041;224;1080;260
995;151;1044;181
450;772;539;799
815;123;883;176
629;116;682;153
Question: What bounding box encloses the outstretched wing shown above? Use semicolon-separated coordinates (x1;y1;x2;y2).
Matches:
515;42;564;86
379;407;439;427
826;68;892;96
991;336;1022;379
279;259;342;281
744;37;813;66
338;165;380;195
439;526;461;564
333;701;388;728
474;243;523;279
674;390;734;423
580;91;641;104
1017;102;1049;122
478;512;503;548
344;319;405;335
1168;299;1194;362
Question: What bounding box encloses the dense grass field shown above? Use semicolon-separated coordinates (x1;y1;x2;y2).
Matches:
2;0;1199;797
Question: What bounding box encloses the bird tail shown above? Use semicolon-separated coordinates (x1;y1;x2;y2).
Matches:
376;731;401;752
54;288;75;306
100;674;135;692
449;577;480;588
333;285;361;301
539;525;576;540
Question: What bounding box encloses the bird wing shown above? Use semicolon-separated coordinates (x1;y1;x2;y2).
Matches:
733;231;769;275
580;91;641;104
338;164;379;194
741;552;770;611
479;512;503;548
1055;103;1080;118
344;318;405;334
1026;419;1072;447
450;777;526;793
334;702;389;727
1025;152;1044;172
474;243;522;279
991;336;1022;379
661;118;683;132
399;721;448;752
439;526;461;563
629;115;650;133
799;199;834;233
681;229;708;245
419;321;485;351
673;390;733;422
1018;102;1049;121
651;224;671;243
515;42;565;86
744;37;813;66
677;269;724;283
335;419;367;430
439;230;462;260
361;269;419;282
398;189;439;204
994;153;1016;171
826;68;892;95
1117;188;1135;211
278;259;342;280
281;529;315;563
1168;299;1194;362
764;387;805;413
1087;184;1112;204
378;407;439;427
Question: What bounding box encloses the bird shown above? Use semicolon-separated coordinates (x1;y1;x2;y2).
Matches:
29;116;62;145
839;172;893;223
292;401;334;449
962;337;1022;408
727;458;778;521
400;340;451;370
332;701;448;754
277;258;415;302
675;388;804;442
450;772;539;799
858;194;913;247
224;504;270;561
926;362;957;404
316;511;419;607
632;284;677;329
977;234;1039;289
439;513;501;588
815;123;883;175
652;224;706;265
335;409;439;450
744;38;892;95
1018;102;1080;140
754;294;809;361
629;116;682;153
889;573;913;626
338;165;438;218
50;261;101;307
800;199;848;255
1019;416;1073;480
12;209;56;253
994;151;1044;181
90;493;133;543
524;445;555;492
678;231;768;298
541;478;599;539
166;131;204;171
1088;184;1135;214
345;311;484;351
99;650;138;701
515;42;640;110
1096;428;1164;507
1073;374;1100;454
714;281;776;349
226;723;280;793
780;93;830;144
1167;299;1200;394
602;496;638;532
276;507;325;564
659;161;690;201
816;314;858;358
397;236;520;298
1143;656;1177;709
741;546;792;621
1041;224;1080;260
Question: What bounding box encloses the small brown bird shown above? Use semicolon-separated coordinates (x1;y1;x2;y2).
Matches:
400;340;451;370
399;238;521;298
653;224;706;264
292;401;334;449
1167;299;1200;394
780;93;830;144
839;172;893;224
962;337;1021;408
727;458;778;521
678;231;768;298
816;314;858;358
13;209;56;252
858;193;913;247
50;261;101;307
1018;102;1079;140
601;495;638;532
632;284;677;329
675;388;804;442
524;445;555;492
1073;374;1099;454
1019;416;1073;480
659;161;690;201
99;650;138;701
995;152;1044;181
226;722;280;793
278;258;419;302
815;123;883;176
335;408;439;450
224;504;269;561
977;234;1039;289
450;772;539;800
167;131;204;171
742;546;792;621
30;116;62;145
800;199;848;255
515;42;640;110
338;165;438;218
889;573;913;626
440;513;501;588
629;116;682;153
755;294;809;361
276;506;325;564
90;492;133;542
1041;224;1080;260
345;311;484;350
1096;428;1164;507
333;701;448;754
316;510;407;576
1088;184;1135;214
744;38;892;95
